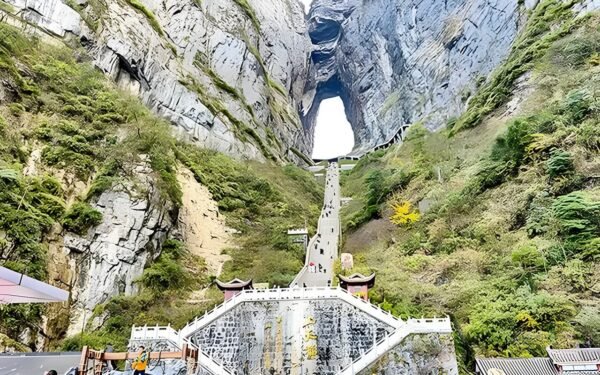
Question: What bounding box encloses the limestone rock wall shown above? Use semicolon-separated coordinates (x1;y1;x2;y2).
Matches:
358;333;459;375
63;163;173;335
303;0;531;154
4;0;313;161
190;299;394;375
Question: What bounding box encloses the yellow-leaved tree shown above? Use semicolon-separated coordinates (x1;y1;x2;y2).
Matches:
389;200;421;226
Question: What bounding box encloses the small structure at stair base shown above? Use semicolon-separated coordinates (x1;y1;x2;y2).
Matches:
338;273;375;301
215;278;253;301
475;346;600;375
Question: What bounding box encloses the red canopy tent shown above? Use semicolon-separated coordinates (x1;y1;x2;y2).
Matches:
0;266;68;304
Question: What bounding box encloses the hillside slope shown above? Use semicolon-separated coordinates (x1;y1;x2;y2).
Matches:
1;0;313;162
0;22;322;350
340;5;600;371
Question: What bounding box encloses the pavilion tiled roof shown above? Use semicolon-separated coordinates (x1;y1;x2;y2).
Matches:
475;357;558;375
338;273;376;284
215;278;253;290
546;347;600;365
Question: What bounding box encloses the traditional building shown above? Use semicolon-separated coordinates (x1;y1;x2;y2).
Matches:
215;278;253;301
338;273;375;301
475;347;600;375
287;228;309;249
547;347;600;373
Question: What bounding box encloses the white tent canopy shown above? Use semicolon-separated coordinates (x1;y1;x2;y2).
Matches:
0;266;68;304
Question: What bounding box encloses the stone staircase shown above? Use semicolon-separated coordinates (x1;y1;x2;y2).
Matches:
129;163;453;375
132;286;402;346
130;288;451;375
337;318;452;375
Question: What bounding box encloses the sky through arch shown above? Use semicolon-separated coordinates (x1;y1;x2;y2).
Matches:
311;97;355;159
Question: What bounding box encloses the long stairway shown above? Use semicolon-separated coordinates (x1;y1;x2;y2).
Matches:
290;162;340;287
129;161;453;375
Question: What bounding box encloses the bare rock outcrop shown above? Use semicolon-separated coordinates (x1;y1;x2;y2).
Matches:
4;0;313;161
302;0;533;154
63;163;173;335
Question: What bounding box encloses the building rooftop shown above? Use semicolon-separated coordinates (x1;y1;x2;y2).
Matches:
338;273;376;287
476;357;558;375
215;278;253;290
547;347;600;365
476;347;600;375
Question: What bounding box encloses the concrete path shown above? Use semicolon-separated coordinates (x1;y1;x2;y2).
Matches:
0;353;80;375
291;162;340;287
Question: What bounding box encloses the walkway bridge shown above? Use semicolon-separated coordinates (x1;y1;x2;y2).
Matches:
129;162;455;375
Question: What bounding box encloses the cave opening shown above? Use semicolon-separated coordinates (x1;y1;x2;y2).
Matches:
311;96;355;160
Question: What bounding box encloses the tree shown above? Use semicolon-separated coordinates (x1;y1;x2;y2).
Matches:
390;200;421;226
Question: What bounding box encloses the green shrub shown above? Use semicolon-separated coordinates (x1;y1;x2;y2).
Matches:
552;191;600;257
575;120;600;151
546;149;574;178
526;192;554;237
140;253;188;292
574;307;600;346
548;30;600;67
491;118;535;166
464;287;575;356
558;89;594;125
511;245;546;284
468;160;516;195
62;202;102;234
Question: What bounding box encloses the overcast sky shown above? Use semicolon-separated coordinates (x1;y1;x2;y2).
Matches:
311;98;355;159
299;0;354;159
299;0;312;13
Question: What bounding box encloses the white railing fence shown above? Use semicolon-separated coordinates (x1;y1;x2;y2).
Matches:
130;294;451;375
336;317;452;375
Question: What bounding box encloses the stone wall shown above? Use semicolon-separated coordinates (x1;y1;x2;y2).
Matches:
359;333;459;375
190;299;394;375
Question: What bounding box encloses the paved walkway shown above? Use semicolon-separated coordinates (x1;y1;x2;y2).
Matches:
0;353;80;375
291;162;340;287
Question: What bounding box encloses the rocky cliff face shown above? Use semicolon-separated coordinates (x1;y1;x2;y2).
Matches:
4;0;313;161
302;0;535;154
358;333;458;375
62;162;173;335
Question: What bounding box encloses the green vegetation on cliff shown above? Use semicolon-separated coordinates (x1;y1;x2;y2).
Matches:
0;22;323;351
177;145;322;286
340;10;600;370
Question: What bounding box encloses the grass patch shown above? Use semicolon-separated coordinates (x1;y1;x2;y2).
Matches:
233;0;260;32
124;0;164;37
62;202;102;235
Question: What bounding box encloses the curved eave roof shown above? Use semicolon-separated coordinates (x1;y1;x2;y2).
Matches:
546;347;600;365
215;278;253;290
338;273;376;285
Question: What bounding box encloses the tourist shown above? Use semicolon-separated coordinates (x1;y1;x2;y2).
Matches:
105;343;117;370
132;346;149;375
44;371;57;375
